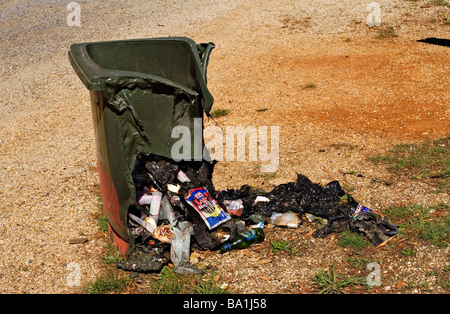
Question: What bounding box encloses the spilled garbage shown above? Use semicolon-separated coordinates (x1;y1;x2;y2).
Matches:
67;37;397;275
67;37;399;276
116;152;398;274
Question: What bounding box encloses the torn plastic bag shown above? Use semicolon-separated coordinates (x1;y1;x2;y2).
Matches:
145;160;179;186
350;211;398;246
179;162;217;196
116;247;168;273
270;211;301;228
217;185;269;218
294;174;347;214
190;216;241;250
170;221;204;275
159;196;177;224
238;174;349;219
135;153;218;196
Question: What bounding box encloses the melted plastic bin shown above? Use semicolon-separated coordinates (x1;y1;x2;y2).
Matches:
68;37;215;255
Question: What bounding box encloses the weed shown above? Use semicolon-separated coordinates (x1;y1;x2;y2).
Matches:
384;203;449;247
337;231;372;250
86;274;130;294
92;196;109;233
151;266;224;294
152;266;184;294
195;272;226;294
340;194;349;203
401;248;416;256
378;27;398;38
343;257;376;268
271;240;298;255
418;215;450;248
102;245;124;265
210;108;230;118
313;216;327;227
342;184;355;192
98;214;109;233
302;83;317;90
313;265;364;294
370;155;394;164
252;171;277;180
426;270;438;276
428;0;449;6
370;135;450;190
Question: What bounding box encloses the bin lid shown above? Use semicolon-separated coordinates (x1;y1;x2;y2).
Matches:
68;37;214;114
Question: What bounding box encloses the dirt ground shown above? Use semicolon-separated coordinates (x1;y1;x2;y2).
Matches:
0;0;448;293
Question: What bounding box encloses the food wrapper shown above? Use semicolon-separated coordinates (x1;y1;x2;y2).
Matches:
167;184;181;193
270;212;300;228
177;170;191;183
152;224;174;243
222;199;244;217
184;187;231;230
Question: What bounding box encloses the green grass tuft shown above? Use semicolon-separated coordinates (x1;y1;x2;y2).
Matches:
151;266;225;294
378;27;398;38
370;135;450;190
86;274;130;294
385;203;449;247
313;264;365;294
337;231;372;250
271;240;298;255
210;108;230;118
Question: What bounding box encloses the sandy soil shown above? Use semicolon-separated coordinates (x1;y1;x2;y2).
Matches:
0;0;448;293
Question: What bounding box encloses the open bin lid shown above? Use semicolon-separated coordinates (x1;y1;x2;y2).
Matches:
68;37;215;114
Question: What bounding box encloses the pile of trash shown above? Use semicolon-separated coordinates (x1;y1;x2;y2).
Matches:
116;153;398;274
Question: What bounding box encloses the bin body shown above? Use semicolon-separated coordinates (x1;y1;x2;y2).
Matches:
68;38;215;255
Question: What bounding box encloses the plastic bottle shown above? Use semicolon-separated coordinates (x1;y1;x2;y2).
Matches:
138;194;153;205
149;191;162;219
218;223;264;253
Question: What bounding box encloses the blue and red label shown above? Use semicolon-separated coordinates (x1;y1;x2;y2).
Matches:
351;204;376;219
185;187;231;230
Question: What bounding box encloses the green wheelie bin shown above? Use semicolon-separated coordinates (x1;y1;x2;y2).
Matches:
68;37;215;255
